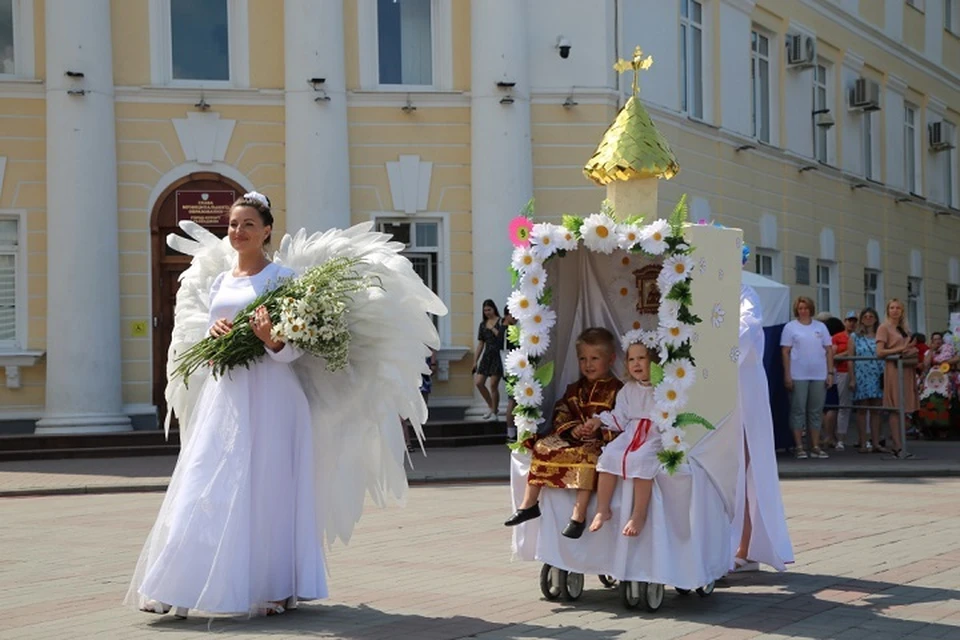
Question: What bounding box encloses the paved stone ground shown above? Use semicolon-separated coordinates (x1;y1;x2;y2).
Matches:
1;478;959;639
1;441;959;498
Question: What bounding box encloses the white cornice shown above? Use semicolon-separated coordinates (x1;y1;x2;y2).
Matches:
0;78;44;99
114;86;284;106
347;90;469;108
887;74;908;93
842;51;865;71
928;96;948;114
720;0;757;14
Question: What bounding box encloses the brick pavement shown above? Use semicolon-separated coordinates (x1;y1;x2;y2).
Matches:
1;479;959;639
1;441;959;498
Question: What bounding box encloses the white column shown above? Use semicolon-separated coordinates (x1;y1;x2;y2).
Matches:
283;0;351;233
35;0;130;433
469;0;533;418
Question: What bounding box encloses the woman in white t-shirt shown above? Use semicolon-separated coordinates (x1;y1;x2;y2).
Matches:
780;296;835;459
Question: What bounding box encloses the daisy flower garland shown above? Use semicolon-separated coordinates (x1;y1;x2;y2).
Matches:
502;195;712;470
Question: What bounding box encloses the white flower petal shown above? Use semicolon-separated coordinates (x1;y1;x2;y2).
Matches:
654;382;687;412
580;213;621;254
663;358;696;389
658;322;693;348
617;223;643;251
660;426;689;452
505;349;534;380
639;219;670;255
507;289;537;319
521;330;551;357
658;299;682;328
514;379;544;408
511;247;540;274
529;223;561;260
520;263;547;298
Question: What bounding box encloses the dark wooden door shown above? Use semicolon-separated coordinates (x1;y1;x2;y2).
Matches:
151;174;242;426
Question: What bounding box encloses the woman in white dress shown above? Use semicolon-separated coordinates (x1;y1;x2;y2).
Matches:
125;193;326;617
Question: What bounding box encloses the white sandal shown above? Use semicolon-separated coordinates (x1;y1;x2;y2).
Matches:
140;600;188;618
731;557;760;573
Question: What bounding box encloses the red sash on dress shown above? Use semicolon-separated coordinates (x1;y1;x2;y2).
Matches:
620;418;652;479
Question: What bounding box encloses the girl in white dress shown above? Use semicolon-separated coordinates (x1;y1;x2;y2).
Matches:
126;193;327;617
589;341;660;537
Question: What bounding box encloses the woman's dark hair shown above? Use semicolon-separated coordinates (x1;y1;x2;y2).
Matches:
482;298;500;317
231;194;274;244
824;316;845;336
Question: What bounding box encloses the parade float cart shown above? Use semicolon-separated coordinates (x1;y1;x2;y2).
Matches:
505;49;742;612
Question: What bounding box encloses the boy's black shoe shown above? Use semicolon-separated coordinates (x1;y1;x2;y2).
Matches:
561;519;586;539
504;503;541;526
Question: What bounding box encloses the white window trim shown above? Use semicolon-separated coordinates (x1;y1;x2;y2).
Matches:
906;0;925;13
750;27;777;145
0;0;35;80
369;212;452;347
755;248;782;282
0;209;27;352
357;0;453;92
946;119;958;208
904;103;921;195
908;276;925;333
864;268;884;311
680;0;704;120
148;0;249;88
816;260;839;315
947;0;959;35
812;61;831;164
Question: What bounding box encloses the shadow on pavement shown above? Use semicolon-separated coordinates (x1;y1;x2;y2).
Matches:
141;602;627;639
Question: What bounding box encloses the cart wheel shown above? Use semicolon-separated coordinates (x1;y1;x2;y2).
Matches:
598;574;617;588
696;581;715;597
643;582;665;612
564;572;584;601
619;580;642;609
675;587;692;596
539;564;565;601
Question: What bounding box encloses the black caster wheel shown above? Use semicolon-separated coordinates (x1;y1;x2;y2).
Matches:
539;564;566;601
643;582;665;612
619;580;642;609
563;572;584;601
675;587;692;596
696;581;715;597
599;574;617;588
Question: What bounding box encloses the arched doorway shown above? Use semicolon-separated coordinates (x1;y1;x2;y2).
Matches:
151;173;244;425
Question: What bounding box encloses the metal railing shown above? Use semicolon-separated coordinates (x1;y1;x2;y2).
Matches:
826;354;914;455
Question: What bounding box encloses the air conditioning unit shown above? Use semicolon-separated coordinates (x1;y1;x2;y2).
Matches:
786;33;816;67
929;121;956;152
849;77;881;111
815;111;835;128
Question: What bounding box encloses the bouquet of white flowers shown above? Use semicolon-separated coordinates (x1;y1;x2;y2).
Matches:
174;257;376;383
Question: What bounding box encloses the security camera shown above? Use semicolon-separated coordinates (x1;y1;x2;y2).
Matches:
556;36;572;59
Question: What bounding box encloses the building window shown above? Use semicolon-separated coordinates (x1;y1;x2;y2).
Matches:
862;112;875;179
948;0;958;34
376;218;441;326
377;0;432;86
813;63;829;163
864;268;882;310
755;249;780;281
817;261;837;314
795;255;811;286
908;276;924;332
905;104;918;194
680;0;703;119
948;284;960;315
0;0;13;75
751;30;771;143
0;215;19;348
945;121;957;208
170;0;229;81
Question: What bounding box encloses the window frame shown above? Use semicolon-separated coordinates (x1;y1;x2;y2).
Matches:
680;0;704;120
148;0;249;88
812;62;830;164
816;260;839;315
357;0;452;92
864;268;883;311
755;248;782;282
945;120;958;208
947;0;959;35
0;0;35;80
908;276;925;333
750;28;773;143
0;210;26;352
904;103;919;194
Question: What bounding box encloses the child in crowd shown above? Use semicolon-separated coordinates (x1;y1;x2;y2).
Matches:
589;337;660;537
504;327;623;539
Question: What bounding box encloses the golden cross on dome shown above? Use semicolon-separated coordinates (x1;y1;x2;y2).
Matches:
613;46;653;96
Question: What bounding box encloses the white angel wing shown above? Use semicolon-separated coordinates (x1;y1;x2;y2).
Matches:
273;222;448;546
164;221;235;444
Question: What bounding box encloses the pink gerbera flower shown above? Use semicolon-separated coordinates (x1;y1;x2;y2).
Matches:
509;216;534;247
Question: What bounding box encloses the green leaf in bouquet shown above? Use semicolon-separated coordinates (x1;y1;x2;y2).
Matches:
668;193;688;235
665;280;692;306
521;198;535;217
533;361;554;387
562;215;585;236
539;286;553;306
506;324;521;347
677;305;702;326
600;199;616;219
508;438;533;454
657;449;685;475
674;412;716;430
510;266;520;289
650;362;664;386
666;343;695;364
623;214;645;226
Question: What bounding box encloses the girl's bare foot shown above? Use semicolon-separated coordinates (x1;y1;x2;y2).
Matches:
623;517;644;537
589;509;611;532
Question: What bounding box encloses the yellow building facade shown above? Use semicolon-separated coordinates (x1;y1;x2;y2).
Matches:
0;0;958;432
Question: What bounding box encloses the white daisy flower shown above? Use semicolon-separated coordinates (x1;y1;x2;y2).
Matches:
641;330;661;350
514;414;543;434
507;289;537;319
639;219;670;255
658;299;682;328
521;330;551;357
529;223;560;260
663;358;696;389
711;303;725;328
654;381;687;412
652;407;677;431
660;254;696;288
514;379;544;408
620;328;645;352
580;213;620;254
504;350;534;381
658;322;693;348
523;306;557;336
511;246;540;274
520;263;547;298
660;426;689;452
556;228;579;251
617;223;643;251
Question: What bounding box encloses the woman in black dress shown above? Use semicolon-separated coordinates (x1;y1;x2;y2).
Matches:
474;299;504;420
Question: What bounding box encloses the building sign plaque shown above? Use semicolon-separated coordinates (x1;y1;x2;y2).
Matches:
175;190;235;228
